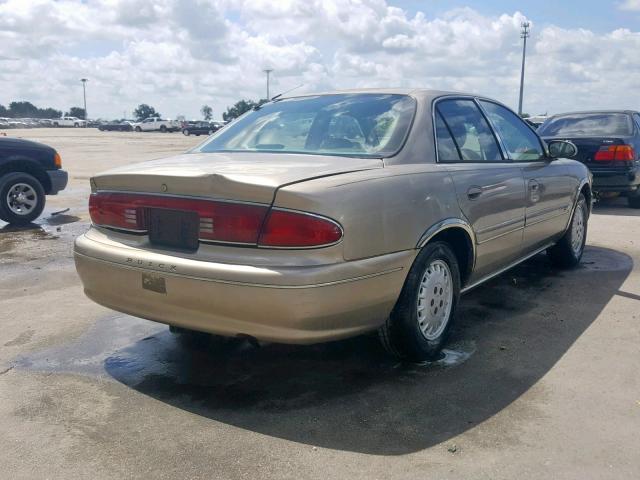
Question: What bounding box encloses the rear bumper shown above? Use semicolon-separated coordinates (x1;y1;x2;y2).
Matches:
73;232;413;344
46;169;68;195
591;168;639;193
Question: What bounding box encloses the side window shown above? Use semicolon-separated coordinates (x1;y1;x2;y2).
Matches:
633;114;640;132
435;111;461;161
436;99;502;162
480;101;544;161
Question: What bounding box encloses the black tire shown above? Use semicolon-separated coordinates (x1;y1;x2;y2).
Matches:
135;126;142;132
74;123;79;128
628;194;640;209
53;122;59;127
183;129;190;136
378;241;461;361
0;172;46;225
548;193;588;268
208;129;213;135
160;125;167;132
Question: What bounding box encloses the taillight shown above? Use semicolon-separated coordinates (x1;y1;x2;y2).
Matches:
594;145;635;161
54;152;62;168
89;192;269;243
258;209;343;248
88;192;343;248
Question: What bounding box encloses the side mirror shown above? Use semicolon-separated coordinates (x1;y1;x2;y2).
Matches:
547;140;578;159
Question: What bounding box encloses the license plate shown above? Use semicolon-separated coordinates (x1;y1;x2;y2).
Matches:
148;208;199;251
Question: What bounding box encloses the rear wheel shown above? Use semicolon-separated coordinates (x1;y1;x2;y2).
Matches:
378;241;461;361
160;125;167;132
183;129;190;136
548;193;588;268
0;172;46;225
135;126;141;132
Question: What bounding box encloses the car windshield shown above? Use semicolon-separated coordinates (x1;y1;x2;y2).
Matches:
194;94;416;158
538;113;633;137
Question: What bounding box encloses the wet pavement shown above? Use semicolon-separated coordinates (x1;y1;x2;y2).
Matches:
1;130;640;479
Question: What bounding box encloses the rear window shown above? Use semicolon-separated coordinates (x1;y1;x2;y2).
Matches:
538;113;633;137
194;94;416;158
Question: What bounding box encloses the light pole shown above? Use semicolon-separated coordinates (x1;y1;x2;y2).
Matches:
517;22;530;116
80;78;88;120
263;69;273;100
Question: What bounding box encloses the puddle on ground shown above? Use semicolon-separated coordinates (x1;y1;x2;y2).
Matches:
12;315;475;392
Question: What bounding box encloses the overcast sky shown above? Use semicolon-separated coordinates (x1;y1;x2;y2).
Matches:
0;0;639;119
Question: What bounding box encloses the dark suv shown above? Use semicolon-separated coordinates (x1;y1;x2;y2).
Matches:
0;137;68;224
539;110;640;208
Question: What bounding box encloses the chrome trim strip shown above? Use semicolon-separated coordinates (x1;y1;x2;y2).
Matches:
461;243;554;294
75;251;402;289
475;216;524;236
416;218;477;270
525;210;570;228
476;226;524;245
93;189;270;207
525;204;570;223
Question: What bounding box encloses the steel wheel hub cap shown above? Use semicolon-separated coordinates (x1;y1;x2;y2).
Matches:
417;259;453;340
7;183;37;215
571;203;585;255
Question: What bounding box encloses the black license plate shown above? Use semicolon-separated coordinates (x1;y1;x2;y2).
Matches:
148;208;199;251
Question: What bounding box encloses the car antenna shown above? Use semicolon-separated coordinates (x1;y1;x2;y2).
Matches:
270;84;304;101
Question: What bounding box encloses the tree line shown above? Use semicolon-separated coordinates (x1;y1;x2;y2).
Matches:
0;101;87;119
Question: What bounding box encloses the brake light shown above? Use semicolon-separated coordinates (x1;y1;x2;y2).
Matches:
594;145;635;161
88;192;343;248
88;192;269;243
258;209;343;248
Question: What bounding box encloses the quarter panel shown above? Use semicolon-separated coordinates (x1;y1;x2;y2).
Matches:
273;164;463;261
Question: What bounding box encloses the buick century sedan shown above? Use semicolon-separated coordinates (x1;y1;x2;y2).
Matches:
74;89;591;360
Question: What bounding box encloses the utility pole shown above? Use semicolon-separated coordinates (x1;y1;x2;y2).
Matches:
518;22;530;116
80;78;88;120
263;69;273;100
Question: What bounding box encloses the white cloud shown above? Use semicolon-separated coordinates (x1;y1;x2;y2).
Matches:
618;0;640;11
0;0;638;119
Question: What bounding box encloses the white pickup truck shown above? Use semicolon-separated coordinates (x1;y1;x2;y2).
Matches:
53;116;87;128
132;118;181;132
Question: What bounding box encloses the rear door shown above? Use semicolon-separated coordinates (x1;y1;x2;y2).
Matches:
479;100;574;251
435;97;526;282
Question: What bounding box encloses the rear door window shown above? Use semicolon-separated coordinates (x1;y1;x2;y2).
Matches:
435;111;461;161
435;99;503;162
480;101;544;161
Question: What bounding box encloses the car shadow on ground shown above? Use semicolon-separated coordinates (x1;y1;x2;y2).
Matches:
13;246;632;455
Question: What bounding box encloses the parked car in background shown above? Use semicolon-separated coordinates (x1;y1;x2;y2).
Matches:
0;137;68;224
53;116;87;128
132;118;180;132
0;118;10;129
539;110;640;207
74;89;590;361
98;121;134;132
181;121;216;136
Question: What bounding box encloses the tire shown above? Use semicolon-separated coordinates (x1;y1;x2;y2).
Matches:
378;241;461;361
628;194;640;209
548;193;588;268
0;172;46;225
135;126;141;132
183;129;190;136
53;122;59;127
160;125;167;132
74;123;79;128
208;129;213;135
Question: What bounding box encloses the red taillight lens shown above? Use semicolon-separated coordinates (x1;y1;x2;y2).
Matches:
594;145;635;161
89;192;269;244
258;209;343;248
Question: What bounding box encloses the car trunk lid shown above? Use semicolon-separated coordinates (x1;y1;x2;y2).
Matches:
543;136;636;171
92;152;382;204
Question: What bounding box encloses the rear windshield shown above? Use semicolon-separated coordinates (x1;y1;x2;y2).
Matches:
194;94;416;158
538;113;633;137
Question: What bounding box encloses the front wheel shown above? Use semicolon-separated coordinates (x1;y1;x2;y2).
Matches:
379;241;461;361
135;126;141;132
182;129;190;136
160;125;167;132
0;172;46;225
548;193;588;268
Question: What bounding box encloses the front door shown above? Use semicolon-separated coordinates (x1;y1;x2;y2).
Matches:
435;98;526;282
478;100;574;250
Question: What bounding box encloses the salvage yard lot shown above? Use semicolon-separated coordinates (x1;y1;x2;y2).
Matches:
1;129;639;479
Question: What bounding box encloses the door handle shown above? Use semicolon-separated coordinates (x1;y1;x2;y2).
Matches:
467;186;483;200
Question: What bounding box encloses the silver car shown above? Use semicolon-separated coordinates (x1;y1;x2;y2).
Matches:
74;89;590;361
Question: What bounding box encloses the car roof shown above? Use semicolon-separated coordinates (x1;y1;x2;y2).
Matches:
279;88;469;101
548;110;639;118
